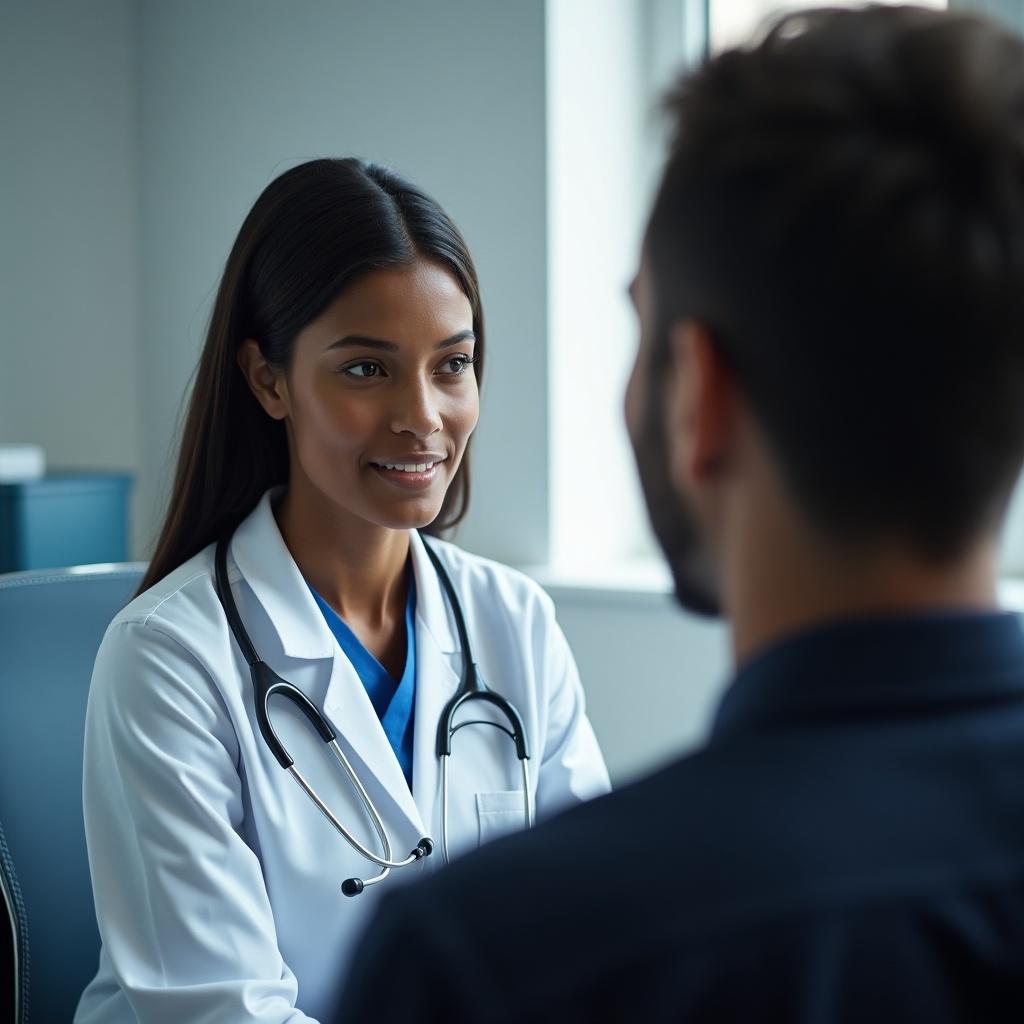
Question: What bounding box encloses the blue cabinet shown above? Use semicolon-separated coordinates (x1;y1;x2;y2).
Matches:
0;472;133;572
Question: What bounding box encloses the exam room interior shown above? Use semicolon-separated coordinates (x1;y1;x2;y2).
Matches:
6;0;1024;785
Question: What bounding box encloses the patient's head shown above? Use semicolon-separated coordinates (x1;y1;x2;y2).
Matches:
628;4;1024;621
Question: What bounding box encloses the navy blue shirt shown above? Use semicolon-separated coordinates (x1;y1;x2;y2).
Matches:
337;611;1024;1023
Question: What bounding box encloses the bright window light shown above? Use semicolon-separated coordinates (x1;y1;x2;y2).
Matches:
546;0;686;574
545;0;1024;583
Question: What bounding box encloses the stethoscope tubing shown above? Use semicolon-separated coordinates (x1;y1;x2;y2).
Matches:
290;741;412;873
214;528;532;892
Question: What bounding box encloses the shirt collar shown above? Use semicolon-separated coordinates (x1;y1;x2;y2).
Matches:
712;610;1024;742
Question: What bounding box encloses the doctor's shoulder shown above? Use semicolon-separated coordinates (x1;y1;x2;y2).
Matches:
87;542;238;728
419;536;596;754
422;535;559;638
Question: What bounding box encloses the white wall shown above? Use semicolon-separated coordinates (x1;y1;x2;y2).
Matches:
0;0;141;529
9;0;1024;791
551;585;729;783
0;0;727;784
951;0;1024;27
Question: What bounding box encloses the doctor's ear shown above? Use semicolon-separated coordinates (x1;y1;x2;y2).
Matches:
666;320;739;489
238;339;290;421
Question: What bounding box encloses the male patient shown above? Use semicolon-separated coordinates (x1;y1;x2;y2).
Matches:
338;6;1024;1020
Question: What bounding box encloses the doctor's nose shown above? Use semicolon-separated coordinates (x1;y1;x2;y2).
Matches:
390;378;443;438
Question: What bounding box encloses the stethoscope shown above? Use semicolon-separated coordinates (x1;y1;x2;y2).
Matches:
214;531;533;896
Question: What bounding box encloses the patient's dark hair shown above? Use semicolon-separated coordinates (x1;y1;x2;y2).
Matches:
139;158;484;594
646;4;1024;559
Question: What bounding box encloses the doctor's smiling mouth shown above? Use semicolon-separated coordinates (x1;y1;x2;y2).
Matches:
367;452;450;490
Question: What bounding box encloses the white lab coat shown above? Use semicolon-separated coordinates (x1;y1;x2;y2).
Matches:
74;491;610;1024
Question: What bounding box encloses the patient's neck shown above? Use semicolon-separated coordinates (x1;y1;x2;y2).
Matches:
724;511;999;669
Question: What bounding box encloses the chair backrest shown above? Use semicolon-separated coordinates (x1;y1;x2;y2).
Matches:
0;563;144;1024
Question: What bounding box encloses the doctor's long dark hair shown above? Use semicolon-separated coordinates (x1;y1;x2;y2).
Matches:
138;158;485;594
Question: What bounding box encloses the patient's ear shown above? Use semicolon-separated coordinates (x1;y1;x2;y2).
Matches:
237;339;289;421
666;320;738;490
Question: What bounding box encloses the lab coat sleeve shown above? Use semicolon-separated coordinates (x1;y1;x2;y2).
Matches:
532;592;612;817
82;619;318;1024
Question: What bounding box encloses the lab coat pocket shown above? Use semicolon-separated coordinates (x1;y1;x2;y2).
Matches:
476;790;524;847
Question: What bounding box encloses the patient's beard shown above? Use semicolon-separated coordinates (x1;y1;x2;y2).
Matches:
632;357;721;618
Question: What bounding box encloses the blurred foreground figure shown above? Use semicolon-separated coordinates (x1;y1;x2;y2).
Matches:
339;7;1024;1021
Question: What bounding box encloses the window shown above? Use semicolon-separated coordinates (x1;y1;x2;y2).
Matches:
545;0;1024;582
546;0;698;579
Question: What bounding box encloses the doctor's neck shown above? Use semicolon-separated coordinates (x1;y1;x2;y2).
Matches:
273;480;411;630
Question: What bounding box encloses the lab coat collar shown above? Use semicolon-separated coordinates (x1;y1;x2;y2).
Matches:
229;490;335;660
230;492;460;661
408;529;459;655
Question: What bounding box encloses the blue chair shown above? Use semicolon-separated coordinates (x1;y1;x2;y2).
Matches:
0;563;144;1024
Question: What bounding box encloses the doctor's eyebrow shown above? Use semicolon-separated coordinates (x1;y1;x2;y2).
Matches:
325;330;476;352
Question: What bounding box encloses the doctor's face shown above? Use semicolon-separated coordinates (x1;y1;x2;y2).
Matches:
625;259;721;617
279;258;479;532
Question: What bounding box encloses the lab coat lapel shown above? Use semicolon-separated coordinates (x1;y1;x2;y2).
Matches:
320;651;426;849
229;490;335;660
232;492;427;846
409;532;461;837
319;532;463;850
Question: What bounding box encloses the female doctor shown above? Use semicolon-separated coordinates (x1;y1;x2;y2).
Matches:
75;158;610;1024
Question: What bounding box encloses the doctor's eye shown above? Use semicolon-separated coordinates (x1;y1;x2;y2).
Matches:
342;360;387;379
436;354;477;378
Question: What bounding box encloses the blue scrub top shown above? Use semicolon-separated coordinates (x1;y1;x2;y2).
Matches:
308;571;417;788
